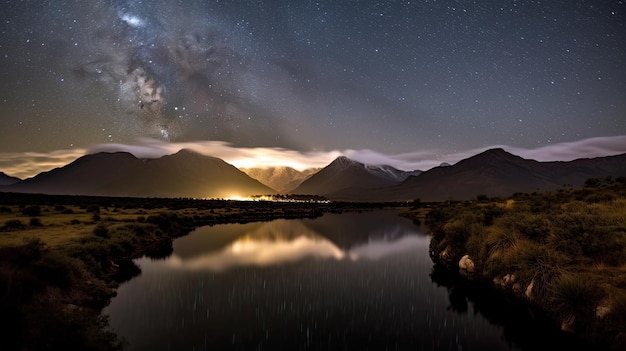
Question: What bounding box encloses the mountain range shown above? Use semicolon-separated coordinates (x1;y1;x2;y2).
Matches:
1;148;625;202
1;149;275;199
375;148;626;202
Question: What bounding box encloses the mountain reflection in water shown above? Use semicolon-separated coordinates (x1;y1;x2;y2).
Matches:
166;218;426;271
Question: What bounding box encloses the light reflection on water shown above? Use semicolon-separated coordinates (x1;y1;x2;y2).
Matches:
103;210;516;350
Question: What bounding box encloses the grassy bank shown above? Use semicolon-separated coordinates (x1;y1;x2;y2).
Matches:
0;193;395;350
402;177;626;351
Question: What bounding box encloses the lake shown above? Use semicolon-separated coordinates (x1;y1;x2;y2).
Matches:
103;210;587;350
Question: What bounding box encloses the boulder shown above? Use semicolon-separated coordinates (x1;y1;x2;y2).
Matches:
459;254;475;273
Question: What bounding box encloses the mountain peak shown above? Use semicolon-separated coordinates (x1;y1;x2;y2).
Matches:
177;148;197;153
329;156;362;169
166;149;221;162
173;148;202;157
480;148;515;158
334;155;355;162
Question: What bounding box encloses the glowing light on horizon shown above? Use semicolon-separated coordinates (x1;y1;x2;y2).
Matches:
2;135;626;179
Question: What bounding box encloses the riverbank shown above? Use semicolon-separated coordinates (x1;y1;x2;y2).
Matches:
0;192;398;350
401;177;626;351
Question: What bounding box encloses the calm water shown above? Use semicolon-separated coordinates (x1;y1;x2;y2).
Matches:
103;210;583;351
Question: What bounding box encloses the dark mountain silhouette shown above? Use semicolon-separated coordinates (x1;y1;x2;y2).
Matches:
3;148;625;202
0;172;21;186
3;152;144;195
379;148;626;202
241;166;319;193
290;156;421;200
2;149;276;198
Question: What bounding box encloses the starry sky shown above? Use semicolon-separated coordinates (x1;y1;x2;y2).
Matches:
1;0;625;177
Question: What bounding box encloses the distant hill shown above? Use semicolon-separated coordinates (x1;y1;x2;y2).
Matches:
290;156;421;200
4;148;625;202
241;167;319;193
2;149;276;198
379;148;626;202
0;172;21;186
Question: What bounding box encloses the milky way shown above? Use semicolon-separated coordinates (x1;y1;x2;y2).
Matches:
1;0;625;156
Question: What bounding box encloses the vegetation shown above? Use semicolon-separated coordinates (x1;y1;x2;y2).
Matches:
409;176;626;351
6;180;625;350
0;192;398;350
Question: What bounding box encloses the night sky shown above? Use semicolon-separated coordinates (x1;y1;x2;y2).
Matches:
1;1;625;177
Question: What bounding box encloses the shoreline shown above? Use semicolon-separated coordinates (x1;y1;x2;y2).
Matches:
399;178;626;351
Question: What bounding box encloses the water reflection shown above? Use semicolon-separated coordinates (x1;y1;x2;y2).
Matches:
348;235;425;260
166;217;426;271
167;221;344;271
104;210;584;351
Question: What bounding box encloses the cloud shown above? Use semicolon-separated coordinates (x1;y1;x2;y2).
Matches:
1;135;625;179
0;149;87;180
87;138;343;171
346;135;626;171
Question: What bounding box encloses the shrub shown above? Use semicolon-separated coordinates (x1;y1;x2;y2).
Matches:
93;223;109;238
146;212;179;232
33;252;80;289
484;226;518;259
508;212;551;242
550;273;600;333
3;219;24;230
480;204;504;226
86;205;100;214
22;205;41;217
513;239;569;301
2;237;45;266
29;218;43;227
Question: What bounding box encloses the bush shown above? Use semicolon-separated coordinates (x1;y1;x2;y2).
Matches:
481;204;504;226
93;223;109;238
550;273;600;333
86;205;100;214
3;219;24;230
507;212;551;242
0;237;45;266
513;239;569;301
29;218;43;227
22;205;41;217
33;252;80;289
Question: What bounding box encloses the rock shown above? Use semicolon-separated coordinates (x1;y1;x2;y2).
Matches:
459;254;475;273
561;315;576;333
596;301;611;319
525;280;535;300
493;276;502;286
